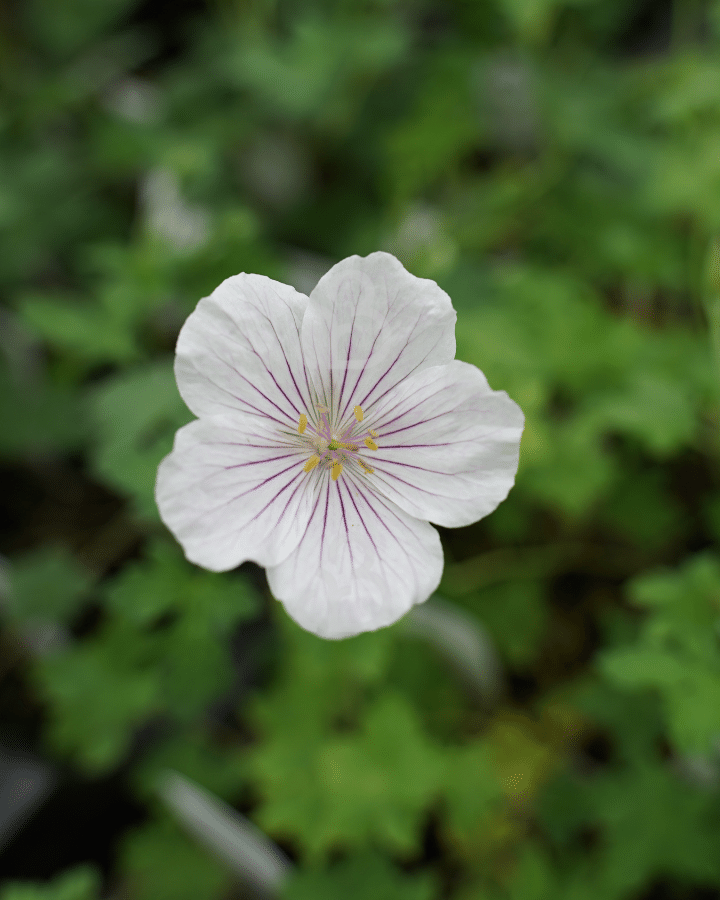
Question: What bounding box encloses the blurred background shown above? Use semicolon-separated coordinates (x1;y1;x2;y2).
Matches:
3;0;720;898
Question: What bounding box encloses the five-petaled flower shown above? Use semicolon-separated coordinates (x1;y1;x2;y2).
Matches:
155;252;524;639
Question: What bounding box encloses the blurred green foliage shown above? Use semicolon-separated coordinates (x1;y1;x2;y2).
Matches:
3;0;720;898
0;867;101;900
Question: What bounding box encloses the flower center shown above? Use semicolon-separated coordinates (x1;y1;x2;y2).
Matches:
298;404;378;481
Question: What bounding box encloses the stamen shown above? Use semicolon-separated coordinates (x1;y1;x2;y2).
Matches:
299;402;379;482
304;455;320;472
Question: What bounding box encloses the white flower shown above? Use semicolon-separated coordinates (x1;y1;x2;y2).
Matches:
155;252;524;639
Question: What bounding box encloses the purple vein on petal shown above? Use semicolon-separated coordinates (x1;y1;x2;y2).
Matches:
375;414;449;439
203;344;292;426
369;464;458;500
358;481;427;561
371;457;455;480
208;292;311;423
335;478;355;577
167;453;303;502
354;322;420;411
230;343;301;422
336;300;390;424
223;450;302;466
345;477;420;588
319;477;331;569
261;306;312;416
344;477;380;559
337;298;359;422
355;316;451;414
244;471;312;531
189;462;310;531
371;382;484;436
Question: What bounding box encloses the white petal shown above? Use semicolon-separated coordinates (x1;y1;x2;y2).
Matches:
301;252;456;425
364;360;524;528
266;472;444;639
175;273;314;427
155;414;315;572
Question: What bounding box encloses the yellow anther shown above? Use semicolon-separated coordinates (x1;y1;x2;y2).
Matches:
358;459;374;474
298;414;307;434
369;429;378;438
340;442;359;452
364;438;378;451
304;455;320;473
331;462;343;481
354;405;364;422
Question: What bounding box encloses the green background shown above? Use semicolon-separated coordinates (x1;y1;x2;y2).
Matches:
3;0;720;898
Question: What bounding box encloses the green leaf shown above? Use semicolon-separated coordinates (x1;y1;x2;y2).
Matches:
29;539;258;773
581;760;720;894
251;617;394;740
540;746;720;895
598;467;685;551
0;866;101;900
385;52;479;201
132;730;249;804
501;0;564;44
251;693;443;860
22;0;140;56
19;291;138;366
501;844;560;900
463;580;548;667
104;538;258;631
598;553;720;754
282;850;436;900
599;646;689;688
7;545;93;624
522;418;615;517
0;360;85;457
32;624;161;774
120;817;230;900
86;360;193;521
227;12;407;126
441;741;504;839
702;235;720;386
31;540;258;772
152;612;234;726
581;372;697;457
104;540;258;725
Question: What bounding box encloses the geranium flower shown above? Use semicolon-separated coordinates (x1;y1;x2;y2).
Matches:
156;252;524;639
